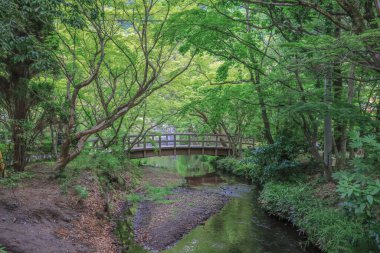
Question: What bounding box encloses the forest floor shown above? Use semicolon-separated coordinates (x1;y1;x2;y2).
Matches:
0;163;121;253
132;167;230;251
0;164;230;253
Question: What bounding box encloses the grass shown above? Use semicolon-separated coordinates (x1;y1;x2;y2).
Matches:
74;184;89;199
126;193;143;203
126;184;176;204
0;170;34;188
145;184;175;202
259;181;368;253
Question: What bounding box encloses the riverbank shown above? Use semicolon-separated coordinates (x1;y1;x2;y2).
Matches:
215;157;377;253
0;158;233;253
126;167;230;251
0;162;128;253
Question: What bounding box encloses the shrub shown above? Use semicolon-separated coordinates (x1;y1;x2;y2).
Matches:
60;148;137;193
216;157;253;178
245;137;305;183
216;157;239;174
334;133;380;250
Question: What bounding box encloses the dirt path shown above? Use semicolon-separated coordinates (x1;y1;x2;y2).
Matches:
0;164;118;253
132;167;229;251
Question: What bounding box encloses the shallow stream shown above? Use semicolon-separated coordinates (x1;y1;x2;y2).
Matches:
117;156;320;253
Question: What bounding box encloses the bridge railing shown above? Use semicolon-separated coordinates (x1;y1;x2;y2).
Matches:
127;133;254;151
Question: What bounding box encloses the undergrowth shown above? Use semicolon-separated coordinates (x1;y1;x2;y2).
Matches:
260;181;367;253
0;244;7;253
216;134;380;252
74;184;89;199
58;149;140;202
0;169;34;188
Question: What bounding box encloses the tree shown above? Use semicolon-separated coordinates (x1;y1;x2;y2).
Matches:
0;0;58;171
166;2;276;144
53;0;195;170
165;0;379;180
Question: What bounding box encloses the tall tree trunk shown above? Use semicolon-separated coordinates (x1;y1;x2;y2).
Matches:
331;20;348;169
324;72;333;180
11;77;28;172
245;6;274;145
333;64;347;168
255;84;274;144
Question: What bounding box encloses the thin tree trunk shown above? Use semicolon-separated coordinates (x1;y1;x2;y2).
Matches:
324;72;333;180
346;65;356;160
50;123;58;159
245;6;274;145
255;84;274;144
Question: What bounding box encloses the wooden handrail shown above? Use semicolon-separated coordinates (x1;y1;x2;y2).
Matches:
127;133;254;151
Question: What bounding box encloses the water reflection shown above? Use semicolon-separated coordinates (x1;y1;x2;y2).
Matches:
139;155;216;177
185;172;225;186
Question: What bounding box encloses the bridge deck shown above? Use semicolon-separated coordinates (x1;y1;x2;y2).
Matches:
127;133;253;159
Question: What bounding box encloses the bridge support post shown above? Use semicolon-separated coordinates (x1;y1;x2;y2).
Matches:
215;135;218;156
143;136;146;158
173;134;176;156
202;136;205;155
159;136;162;156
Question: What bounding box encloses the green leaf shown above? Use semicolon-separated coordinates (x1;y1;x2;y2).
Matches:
367;195;374;205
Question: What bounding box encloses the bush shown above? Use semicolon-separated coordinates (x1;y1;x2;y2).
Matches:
216;157;239;174
260;182;367;253
59;148;137;194
216;157;252;178
245;137;306;184
334;133;380;249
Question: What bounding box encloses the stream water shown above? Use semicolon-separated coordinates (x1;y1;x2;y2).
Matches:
118;156;320;253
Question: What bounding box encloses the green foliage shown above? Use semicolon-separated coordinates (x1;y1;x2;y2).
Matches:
216;137;308;184
216;157;240;174
74;184;89;199
216;157;259;179
245;138;307;184
334;133;380;249
215;62;232;82
349;132;380;172
336;174;380;219
0;244;7;253
0;170;34;188
260;182;367;253
216;138;307;184
59;148;135;194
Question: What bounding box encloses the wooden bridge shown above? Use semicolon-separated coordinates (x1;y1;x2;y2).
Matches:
127;133;254;159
